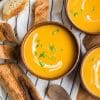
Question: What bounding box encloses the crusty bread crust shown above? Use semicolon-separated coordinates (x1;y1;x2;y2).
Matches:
0;45;17;60
35;0;49;24
0;22;42;100
0;23;17;42
3;0;28;19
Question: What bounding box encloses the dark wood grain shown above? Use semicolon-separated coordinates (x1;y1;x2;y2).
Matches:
77;86;99;100
78;34;100;100
83;35;100;50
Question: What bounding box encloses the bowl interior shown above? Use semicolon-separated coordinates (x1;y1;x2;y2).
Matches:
21;22;80;80
66;0;100;34
80;45;100;98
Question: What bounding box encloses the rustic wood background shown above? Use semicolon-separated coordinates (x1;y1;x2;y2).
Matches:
0;0;97;100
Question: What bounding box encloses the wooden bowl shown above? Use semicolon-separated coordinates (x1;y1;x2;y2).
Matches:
65;0;100;34
80;45;100;99
21;21;80;80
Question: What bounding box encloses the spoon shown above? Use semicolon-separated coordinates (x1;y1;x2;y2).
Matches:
47;84;71;100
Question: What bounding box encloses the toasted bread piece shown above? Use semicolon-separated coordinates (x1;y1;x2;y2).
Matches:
3;0;28;19
0;64;26;100
35;0;49;24
0;23;17;42
0;22;41;100
0;23;17;60
10;64;42;100
0;64;42;100
0;45;17;60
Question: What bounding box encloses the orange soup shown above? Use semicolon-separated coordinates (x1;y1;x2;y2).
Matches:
81;47;100;97
67;0;100;33
22;24;78;79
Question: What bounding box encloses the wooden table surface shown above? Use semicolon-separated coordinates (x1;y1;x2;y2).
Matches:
77;86;99;100
0;0;99;100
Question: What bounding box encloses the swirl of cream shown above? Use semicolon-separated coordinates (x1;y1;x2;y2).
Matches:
93;61;100;89
32;33;62;71
81;0;100;22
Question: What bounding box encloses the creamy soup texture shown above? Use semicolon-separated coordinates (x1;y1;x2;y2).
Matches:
23;25;77;79
67;0;100;33
82;47;100;97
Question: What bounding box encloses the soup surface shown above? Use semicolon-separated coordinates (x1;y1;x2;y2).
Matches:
23;24;77;79
67;0;100;33
82;47;100;97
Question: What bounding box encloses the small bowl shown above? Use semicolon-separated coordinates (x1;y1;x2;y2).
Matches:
80;45;100;99
65;0;100;34
21;21;80;80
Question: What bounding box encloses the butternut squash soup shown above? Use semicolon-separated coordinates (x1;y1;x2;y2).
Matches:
22;23;79;79
81;47;100;97
67;0;100;33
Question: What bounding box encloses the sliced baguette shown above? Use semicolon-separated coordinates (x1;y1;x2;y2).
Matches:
3;0;28;19
0;23;18;60
0;64;42;100
0;45;17;60
0;64;26;100
0;23;17;42
34;0;49;24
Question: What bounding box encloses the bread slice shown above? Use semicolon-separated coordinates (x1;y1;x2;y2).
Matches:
0;23;17;42
34;0;49;24
0;64;42;100
0;23;18;60
3;0;28;19
0;45;17;60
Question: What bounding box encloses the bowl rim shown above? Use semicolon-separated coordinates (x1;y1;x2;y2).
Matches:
65;0;100;35
21;21;80;80
80;44;100;99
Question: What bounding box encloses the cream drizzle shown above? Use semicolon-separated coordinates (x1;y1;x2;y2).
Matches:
81;0;100;22
32;33;62;71
81;0;86;10
92;61;100;89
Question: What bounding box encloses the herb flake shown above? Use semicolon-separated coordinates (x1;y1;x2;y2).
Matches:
52;29;59;35
36;44;39;48
39;61;45;67
92;6;95;12
34;51;38;56
73;12;78;16
39;52;47;58
37;39;40;43
49;44;56;52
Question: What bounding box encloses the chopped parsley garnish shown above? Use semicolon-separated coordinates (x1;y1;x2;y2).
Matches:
34;51;38;56
80;9;84;12
36;44;39;48
73;12;78;16
39;61;45;67
52;29;59;35
37;39;40;43
92;6;95;12
49;44;56;52
36;42;42;49
39;52;47;58
36;39;42;48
